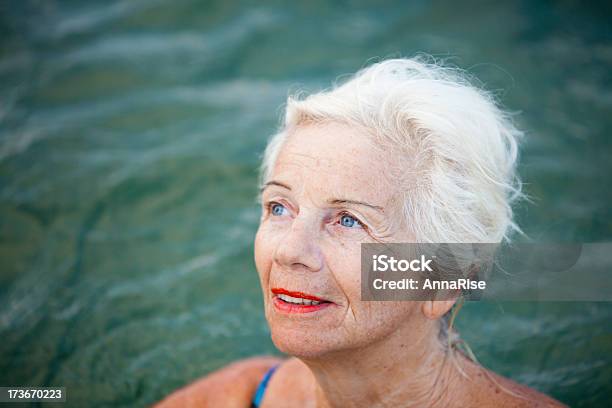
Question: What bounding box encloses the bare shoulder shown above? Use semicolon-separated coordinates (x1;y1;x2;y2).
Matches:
464;360;567;408
154;355;285;408
487;372;567;407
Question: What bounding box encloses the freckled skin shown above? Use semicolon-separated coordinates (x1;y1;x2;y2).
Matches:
156;122;566;408
255;122;417;359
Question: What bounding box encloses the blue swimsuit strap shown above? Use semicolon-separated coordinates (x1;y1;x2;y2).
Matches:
251;365;279;407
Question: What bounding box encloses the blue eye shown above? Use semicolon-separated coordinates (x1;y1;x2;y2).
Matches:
270;203;287;216
339;214;361;228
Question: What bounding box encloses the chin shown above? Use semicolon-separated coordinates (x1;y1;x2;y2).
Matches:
269;326;346;359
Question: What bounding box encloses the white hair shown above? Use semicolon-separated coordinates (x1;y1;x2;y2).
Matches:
260;56;524;243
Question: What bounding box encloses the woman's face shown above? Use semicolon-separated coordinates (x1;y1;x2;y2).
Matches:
255;122;421;358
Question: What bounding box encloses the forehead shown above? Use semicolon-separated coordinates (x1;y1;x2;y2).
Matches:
271;122;397;205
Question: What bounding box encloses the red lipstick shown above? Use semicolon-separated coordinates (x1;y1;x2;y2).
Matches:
271;288;333;314
271;288;326;301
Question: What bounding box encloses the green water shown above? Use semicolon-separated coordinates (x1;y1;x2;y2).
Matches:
1;1;611;406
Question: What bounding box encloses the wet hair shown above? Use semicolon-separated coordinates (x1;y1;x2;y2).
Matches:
260;56;524;243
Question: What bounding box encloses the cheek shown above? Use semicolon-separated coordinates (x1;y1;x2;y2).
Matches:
254;224;276;286
325;227;370;281
364;301;416;327
328;242;362;300
350;301;419;346
254;229;267;280
328;243;418;338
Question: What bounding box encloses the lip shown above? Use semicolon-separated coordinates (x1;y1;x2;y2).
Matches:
271;288;328;302
271;287;334;314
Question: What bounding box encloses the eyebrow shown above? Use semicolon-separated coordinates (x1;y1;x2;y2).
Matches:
328;199;384;212
261;181;384;213
260;180;292;192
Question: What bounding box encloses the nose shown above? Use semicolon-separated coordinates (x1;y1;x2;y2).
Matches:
273;214;323;272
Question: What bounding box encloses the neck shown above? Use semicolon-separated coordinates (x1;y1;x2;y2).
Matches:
300;321;466;408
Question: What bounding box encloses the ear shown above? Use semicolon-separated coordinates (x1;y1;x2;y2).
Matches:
421;299;457;320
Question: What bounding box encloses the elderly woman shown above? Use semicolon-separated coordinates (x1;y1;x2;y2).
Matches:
156;57;564;407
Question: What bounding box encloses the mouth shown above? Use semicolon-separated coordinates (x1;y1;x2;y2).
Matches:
271;288;334;314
